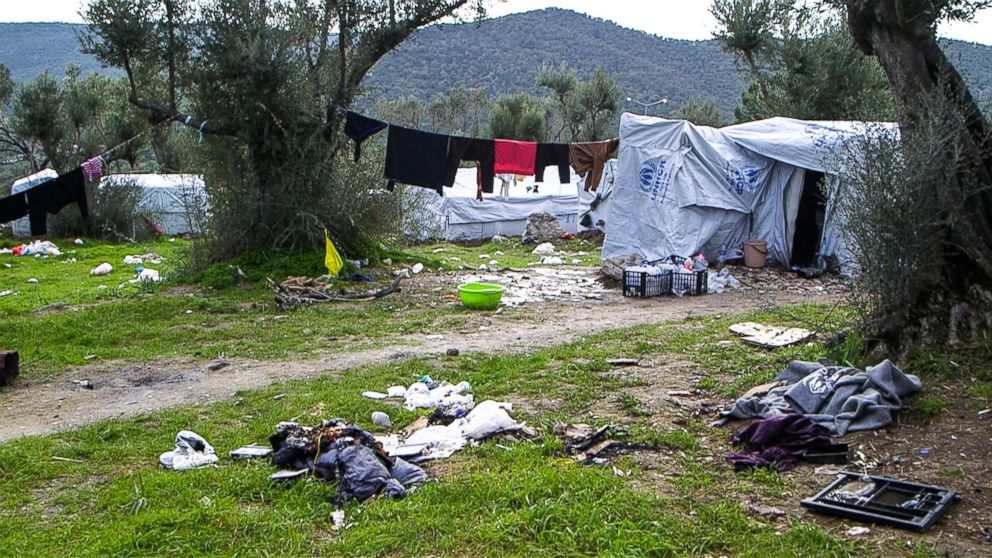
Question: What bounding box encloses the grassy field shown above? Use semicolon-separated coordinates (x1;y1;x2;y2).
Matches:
0;305;864;557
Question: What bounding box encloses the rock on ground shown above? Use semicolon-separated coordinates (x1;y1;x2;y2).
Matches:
522;213;563;244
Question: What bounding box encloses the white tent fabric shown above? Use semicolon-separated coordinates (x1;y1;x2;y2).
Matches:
8;169;59;236
100;174;208;236
402;166;584;242
603;114;892;273
578;159;617;232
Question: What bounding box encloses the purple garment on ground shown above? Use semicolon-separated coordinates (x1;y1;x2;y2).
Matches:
725;415;834;472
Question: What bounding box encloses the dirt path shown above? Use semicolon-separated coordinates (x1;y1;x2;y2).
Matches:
0;285;838;442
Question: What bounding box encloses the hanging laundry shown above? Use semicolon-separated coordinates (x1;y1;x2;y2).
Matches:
534;143;571;183
81;157;104;183
383;125;449;195
570;138;619;192
444;137;495;194
0;193;28;225
344;111;387;162
325;228;344;276
494;139;537;175
26;168;88;236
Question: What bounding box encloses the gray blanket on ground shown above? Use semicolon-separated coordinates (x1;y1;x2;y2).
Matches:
720;360;922;435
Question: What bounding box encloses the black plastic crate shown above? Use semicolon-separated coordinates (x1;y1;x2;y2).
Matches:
667;256;708;296
623;269;672;298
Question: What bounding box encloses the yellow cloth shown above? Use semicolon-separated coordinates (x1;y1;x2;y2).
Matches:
324;229;343;276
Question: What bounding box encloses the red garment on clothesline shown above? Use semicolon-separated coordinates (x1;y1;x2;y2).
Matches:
494;139;537;175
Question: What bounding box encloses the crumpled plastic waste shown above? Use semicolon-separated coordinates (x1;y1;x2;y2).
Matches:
402;380;473;411
532;242;556;256
123;253;164;265
539;256;564;265
137;268;161;282
12;241;61;257
159;430;219;470
708;268;742;294
90;262;113;276
383;400;524;462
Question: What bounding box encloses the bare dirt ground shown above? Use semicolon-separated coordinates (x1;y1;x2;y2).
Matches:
0;268;837;442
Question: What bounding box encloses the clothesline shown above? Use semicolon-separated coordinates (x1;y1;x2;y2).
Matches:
328;105;620;200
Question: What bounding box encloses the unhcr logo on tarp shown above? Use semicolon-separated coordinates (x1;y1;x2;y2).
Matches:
639;157;673;202
725;161;761;195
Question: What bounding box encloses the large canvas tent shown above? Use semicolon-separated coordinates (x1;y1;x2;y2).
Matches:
602;114;895;274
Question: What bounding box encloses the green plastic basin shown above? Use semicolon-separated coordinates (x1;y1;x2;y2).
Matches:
457;282;505;310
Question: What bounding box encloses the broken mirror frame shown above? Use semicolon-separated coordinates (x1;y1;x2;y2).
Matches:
801;472;960;532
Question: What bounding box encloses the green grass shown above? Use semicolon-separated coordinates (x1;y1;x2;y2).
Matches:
0;308;862;557
0;239;491;377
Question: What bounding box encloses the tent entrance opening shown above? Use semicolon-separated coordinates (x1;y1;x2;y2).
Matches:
791;170;826;267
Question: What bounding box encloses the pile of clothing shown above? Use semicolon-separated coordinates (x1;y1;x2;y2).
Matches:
269;419;427;504
332;106;618;201
719;359;922;436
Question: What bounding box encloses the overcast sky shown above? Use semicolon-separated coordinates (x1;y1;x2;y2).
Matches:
3;0;992;45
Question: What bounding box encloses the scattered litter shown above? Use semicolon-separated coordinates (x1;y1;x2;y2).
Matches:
539;256;564;265
425;334;444;341
74;379;95;390
479;254;490;259
270;469;307;481
123;253;163;265
846;527;871;537
372;411;393;429
159;431;219;471
207;360;230;372
494;251;504;256
382;258;392;266
725;415;841;472
51;456;85;464
273;393;287;400
73;238;84;245
446;348;459;356
411;263;424;274
571;259;581;264
978;409;990;416
269;419;427;503
11;241;61;257
744;501;787;519
0;290;12;297
532;242;556;256
607;358;639;366
331;510;347;531
90;263;113;276
802;472;959;532
26;278;38;284
387;400;526;462
491;235;505;243
719;360;922;435
270;276;403;308
708;268;742;294
362;391;388;400
729;322;815;349
138;268;161;282
920;448;930;456
553;422;651;464
229;444;273;459
431;248;446;254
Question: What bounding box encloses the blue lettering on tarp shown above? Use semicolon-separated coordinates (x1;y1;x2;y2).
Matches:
725;161;761;195
805;123;845;151
639;157;672;202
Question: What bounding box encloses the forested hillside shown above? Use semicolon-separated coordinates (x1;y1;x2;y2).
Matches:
1;9;990;119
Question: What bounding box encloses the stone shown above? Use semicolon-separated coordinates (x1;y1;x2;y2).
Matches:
522;212;563;244
446;348;460;356
601;255;642;281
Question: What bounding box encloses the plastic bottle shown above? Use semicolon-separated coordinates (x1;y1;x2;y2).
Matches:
718;244;727;267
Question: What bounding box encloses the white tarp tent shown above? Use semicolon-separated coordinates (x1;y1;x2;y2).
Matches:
8;169;59;237
100;174;208;236
603;114;895;274
402;167;585;242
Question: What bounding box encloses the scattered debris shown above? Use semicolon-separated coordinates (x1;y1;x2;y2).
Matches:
273;393;287;400
539;256;564;265
73;238;84;245
532;242;556;256
159;431;219;471
726;415;838;472
552;422;651;464
802;472;960;532
207;360;230;372
412;263;424;274
607;358;639;366
331;510;347;531
90;263;113;276
51;456;85;464
123;253;164;265
846;527;871;537
229;444;273;459
729;322;815;349
462;268;605;306
445;348;460;356
744;501;787;519
269;276;403;308
73;379;95;390
27;278;38;284
372;411;393;429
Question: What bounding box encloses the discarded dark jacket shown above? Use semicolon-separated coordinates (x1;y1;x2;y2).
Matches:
26;168;88;235
343;110;387;162
534;143;570;183
719;359;922;436
444;137;495;195
384;125;449;194
725;415;835;472
570;139;619;192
